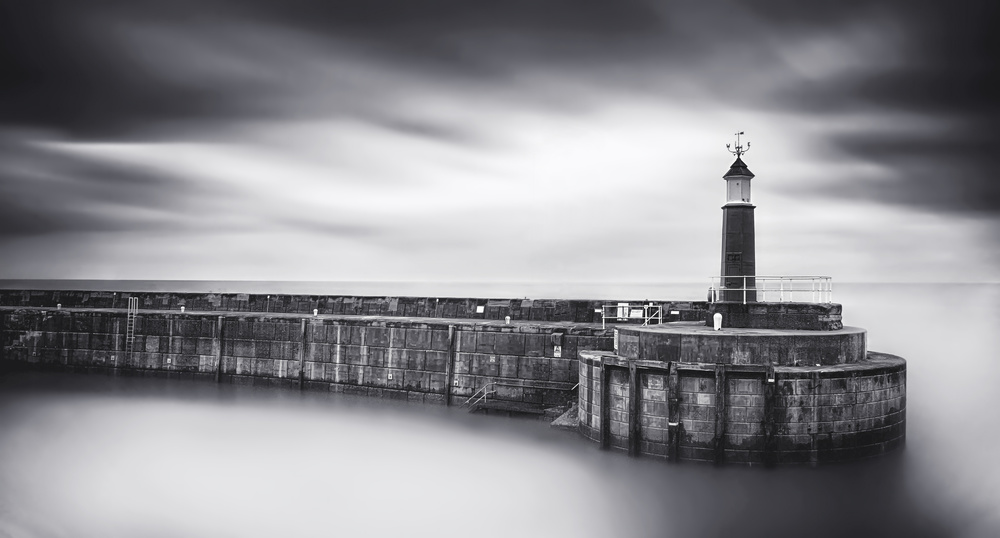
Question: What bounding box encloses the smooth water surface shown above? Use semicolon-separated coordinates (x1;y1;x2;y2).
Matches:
0;283;997;538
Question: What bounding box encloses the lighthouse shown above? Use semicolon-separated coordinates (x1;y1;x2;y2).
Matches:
720;132;755;302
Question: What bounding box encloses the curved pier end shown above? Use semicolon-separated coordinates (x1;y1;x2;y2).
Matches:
577;326;906;465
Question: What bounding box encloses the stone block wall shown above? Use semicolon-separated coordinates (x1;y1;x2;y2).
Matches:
578;358;602;442
638;372;670;458
676;372;723;461
577;350;906;465
707;302;843;331
0;309;222;375
772;358;906;463
606;368;630;452
1;310;613;407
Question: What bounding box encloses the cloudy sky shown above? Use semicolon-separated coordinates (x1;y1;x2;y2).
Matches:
0;0;997;283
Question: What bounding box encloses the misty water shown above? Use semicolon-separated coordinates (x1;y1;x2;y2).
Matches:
1;283;998;538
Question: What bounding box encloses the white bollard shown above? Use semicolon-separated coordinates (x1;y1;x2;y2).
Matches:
505;315;511;325
313;309;318;316
713;312;723;331
180;306;185;313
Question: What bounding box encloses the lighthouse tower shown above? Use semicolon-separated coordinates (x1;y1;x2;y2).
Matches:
720;132;756;301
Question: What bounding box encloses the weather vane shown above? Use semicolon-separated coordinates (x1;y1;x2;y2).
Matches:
726;131;750;157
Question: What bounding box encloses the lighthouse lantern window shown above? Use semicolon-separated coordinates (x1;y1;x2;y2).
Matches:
726;177;751;203
727;178;745;202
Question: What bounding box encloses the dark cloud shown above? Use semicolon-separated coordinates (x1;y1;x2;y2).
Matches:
813;129;1000;213
0;1;228;138
773;1;1000;214
0;134;387;240
0;0;997;217
0;136;215;236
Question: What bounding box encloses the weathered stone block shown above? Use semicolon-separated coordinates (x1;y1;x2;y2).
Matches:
405;328;431;350
367;367;388;387
515;333;542;357
406;349;426;371
450;353;469;375
366;327;389;347
366;347;386;368
389;327;407;348
385;348;407;369
424;350;449;372
456;331;476;353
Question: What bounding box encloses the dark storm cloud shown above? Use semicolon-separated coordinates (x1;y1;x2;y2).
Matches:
0;136;384;239
0;136;219;236
823;130;1000;214
762;1;999;214
1;0;996;216
0;0;663;139
0;1;238;139
239;0;1000;216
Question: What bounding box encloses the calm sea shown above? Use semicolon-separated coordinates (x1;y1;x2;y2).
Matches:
0;282;997;538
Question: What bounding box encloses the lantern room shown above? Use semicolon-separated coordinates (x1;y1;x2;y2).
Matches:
724;156;754;204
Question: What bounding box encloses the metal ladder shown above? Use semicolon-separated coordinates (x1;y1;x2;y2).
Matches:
125;296;138;358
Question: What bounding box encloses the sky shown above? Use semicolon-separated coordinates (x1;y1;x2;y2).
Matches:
0;0;997;283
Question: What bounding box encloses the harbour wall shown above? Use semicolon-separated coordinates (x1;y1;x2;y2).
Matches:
0;290;906;465
1;307;616;407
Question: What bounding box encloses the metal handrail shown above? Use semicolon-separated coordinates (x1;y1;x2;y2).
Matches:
462;382;497;408
708;275;833;304
600;303;663;329
462;379;580;408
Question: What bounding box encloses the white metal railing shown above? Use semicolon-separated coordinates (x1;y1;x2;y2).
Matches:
599;303;663;329
708;276;833;304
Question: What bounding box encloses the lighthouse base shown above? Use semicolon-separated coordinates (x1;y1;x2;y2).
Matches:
708;302;843;331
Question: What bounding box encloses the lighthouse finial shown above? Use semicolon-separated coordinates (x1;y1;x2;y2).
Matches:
725;131;750;157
